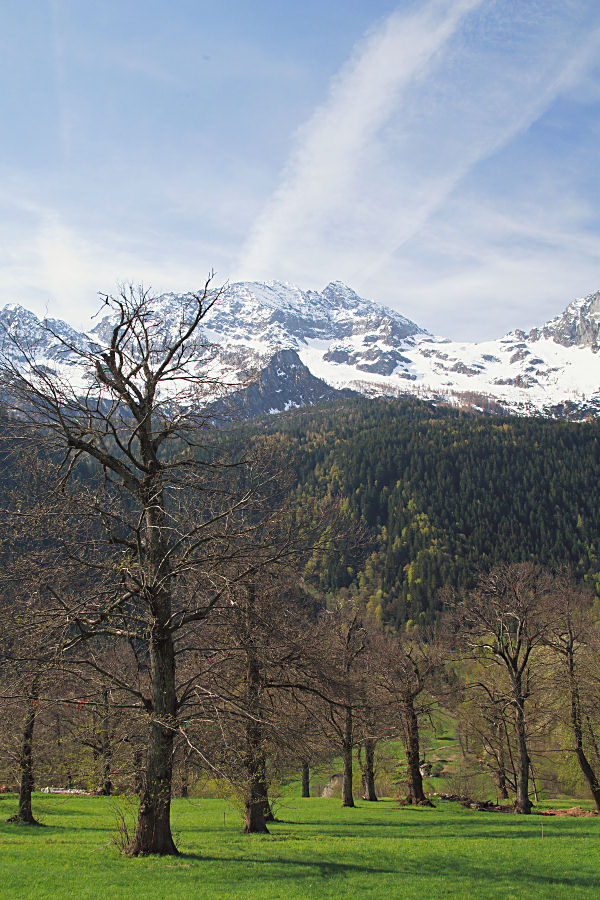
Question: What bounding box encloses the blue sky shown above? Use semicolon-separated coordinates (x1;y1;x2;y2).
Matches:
1;0;600;339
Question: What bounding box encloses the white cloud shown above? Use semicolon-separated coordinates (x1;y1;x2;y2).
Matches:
0;185;233;327
238;0;600;338
378;193;600;340
239;0;484;281
3;1;600;341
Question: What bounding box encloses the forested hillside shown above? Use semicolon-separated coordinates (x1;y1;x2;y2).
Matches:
246;398;600;627
3;395;600;629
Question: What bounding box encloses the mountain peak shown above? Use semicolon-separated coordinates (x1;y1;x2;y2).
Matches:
4;283;600;420
529;290;600;348
321;281;362;303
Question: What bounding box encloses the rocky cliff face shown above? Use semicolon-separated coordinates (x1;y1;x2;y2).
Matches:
525;292;600;349
210;349;356;420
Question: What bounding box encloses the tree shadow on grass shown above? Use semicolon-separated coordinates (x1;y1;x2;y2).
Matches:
0;821;128;838
395;854;600;893
279;825;600;843
171;850;600;892
178;853;396;877
0;824;51;837
281;817;599;837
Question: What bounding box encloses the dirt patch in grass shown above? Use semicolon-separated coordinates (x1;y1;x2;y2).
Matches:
537;806;598;818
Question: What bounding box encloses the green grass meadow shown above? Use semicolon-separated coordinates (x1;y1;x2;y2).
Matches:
1;792;599;900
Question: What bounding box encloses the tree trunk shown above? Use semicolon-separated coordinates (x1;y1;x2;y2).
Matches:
127;619;178;855
244;777;269;835
8;677;41;825
496;770;509;801
243;717;269;833
54;712;73;789
180;763;189;799
133;747;144;795
568;653;600;812
341;705;355;807
96;689;113;796
301;760;310;798
403;693;429;805
243;586;269;834
514;689;531;814
259;757;274;822
262;796;274;822
529;761;539;803
127;484;179;856
585;715;600;768
362;739;377;801
496;721;510;801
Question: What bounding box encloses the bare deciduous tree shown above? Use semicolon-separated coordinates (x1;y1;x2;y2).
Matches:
452;563;552;814
544;574;600;811
0;280;299;854
372;628;441;806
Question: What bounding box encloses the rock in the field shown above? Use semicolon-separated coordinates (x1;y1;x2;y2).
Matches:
321;774;344;798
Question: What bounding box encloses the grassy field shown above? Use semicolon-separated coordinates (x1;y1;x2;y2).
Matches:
1;792;599;899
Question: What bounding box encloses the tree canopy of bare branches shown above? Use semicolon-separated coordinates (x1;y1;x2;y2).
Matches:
0;280;313;854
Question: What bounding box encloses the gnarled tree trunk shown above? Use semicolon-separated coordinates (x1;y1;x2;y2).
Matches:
403;692;430;805
180;764;189;799
495;721;510;801
96;689;113;796
259;757;274;823
362;739;377;801
243;587;269;834
127;617;178;854
496;770;509;802
244;752;269;835
514;685;531;814
133;747;144;795
243;715;269;833
568;654;600;811
127;480;179;855
341;705;355;807
8;676;41;825
301;760;310;798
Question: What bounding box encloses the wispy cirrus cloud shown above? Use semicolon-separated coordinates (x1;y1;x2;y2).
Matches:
238;0;600;337
3;1;600;339
239;0;484;279
385;192;600;339
0;182;233;327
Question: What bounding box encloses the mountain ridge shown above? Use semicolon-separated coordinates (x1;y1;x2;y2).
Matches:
1;281;599;420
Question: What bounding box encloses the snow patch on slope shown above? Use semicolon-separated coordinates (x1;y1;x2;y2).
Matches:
2;282;600;419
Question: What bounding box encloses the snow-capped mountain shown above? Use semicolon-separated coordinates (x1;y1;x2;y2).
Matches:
1;282;600;419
